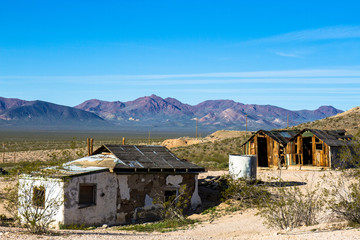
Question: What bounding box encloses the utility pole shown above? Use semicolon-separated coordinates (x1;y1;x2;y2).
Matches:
196;118;198;138
245;114;248;132
287;114;289;128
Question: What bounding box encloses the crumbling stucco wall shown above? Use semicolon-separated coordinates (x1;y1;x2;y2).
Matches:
63;171;118;226
62;172;200;226
116;173;199;224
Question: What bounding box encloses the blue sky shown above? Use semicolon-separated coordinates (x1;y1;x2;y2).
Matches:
0;0;359;111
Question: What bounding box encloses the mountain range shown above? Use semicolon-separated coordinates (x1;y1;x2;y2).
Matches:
0;97;107;130
0;95;343;132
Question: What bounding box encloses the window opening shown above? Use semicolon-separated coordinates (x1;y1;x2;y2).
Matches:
164;190;177;202
32;186;45;208
79;184;96;207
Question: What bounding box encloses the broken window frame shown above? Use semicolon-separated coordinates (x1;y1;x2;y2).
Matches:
164;187;179;202
78;183;96;208
32;186;45;208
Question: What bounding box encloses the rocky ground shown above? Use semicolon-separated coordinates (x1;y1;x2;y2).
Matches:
1;169;360;239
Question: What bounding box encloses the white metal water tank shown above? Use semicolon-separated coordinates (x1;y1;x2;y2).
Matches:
229;154;257;180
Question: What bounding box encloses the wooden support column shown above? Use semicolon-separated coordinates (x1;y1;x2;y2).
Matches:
312;136;316;166
87;138;90;156
90;138;94;155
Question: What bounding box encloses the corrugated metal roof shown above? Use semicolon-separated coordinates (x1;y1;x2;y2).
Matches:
92;144;206;173
38;145;205;178
242;129;352;147
296;129;353;147
242;130;300;146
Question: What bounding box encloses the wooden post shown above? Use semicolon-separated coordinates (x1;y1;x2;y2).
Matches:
122;137;125;145
87;138;90;156
90;138;94;155
2;143;4;163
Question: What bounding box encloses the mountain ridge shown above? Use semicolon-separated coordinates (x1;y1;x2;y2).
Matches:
74;94;343;131
0;95;344;131
0;98;108;130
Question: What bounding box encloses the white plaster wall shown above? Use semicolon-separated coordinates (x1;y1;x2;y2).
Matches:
166;175;183;187
115;174;130;224
63;172;118;226
117;175;130;200
190;175;201;209
18;176;64;228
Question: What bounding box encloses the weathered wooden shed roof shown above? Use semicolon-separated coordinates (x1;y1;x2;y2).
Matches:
92;144;206;173
242;130;300;146
293;129;353;147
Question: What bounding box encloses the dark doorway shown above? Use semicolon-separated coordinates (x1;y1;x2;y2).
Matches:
302;137;313;165
257;137;268;167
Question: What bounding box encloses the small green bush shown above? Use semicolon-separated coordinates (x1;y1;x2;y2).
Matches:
221;176;269;209
258;180;323;230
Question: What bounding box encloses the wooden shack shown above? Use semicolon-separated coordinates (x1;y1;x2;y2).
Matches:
286;129;353;168
243;129;353;169
242;130;299;168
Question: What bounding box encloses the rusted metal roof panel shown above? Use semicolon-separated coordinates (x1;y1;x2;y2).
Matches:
92;144;205;172
242;130;300;146
293;129;353;147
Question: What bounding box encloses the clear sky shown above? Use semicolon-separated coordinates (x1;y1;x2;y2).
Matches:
1;0;359;111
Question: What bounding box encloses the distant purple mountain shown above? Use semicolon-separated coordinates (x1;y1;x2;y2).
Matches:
74;94;343;131
0;97;107;130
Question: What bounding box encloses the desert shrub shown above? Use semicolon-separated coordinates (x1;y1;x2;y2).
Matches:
17;177;64;234
123;184;194;233
325;138;360;225
2;176;64;234
157;184;190;220
335;139;360;169
258;180;323;230
1;181;19;224
221;176;269;209
324;178;360;224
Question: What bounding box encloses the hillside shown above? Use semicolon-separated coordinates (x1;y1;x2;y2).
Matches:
290;106;360;136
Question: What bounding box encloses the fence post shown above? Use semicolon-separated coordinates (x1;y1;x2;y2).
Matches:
2;143;5;163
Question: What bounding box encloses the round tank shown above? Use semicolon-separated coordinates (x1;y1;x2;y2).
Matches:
229;155;257;180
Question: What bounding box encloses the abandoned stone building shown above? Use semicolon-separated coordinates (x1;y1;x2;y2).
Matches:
242;129;353;168
19;144;205;227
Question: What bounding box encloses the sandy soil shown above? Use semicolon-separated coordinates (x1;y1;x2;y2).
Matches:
1;169;360;240
162;130;248;148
